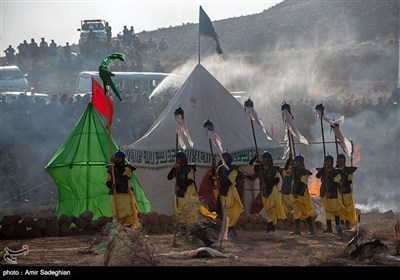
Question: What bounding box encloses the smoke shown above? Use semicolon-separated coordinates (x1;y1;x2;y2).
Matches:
157;36;399;213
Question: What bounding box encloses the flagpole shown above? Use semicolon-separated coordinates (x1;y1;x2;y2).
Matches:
198;6;201;64
98;53;126;221
103;83;119;219
315;103;326;158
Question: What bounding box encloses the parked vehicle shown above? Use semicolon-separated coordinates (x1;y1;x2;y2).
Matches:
0;65;29;92
77;19;107;45
75;70;182;100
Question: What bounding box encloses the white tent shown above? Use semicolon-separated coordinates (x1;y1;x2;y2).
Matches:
125;64;283;214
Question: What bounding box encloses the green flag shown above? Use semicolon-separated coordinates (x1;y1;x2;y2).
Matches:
99;53;125;101
199;6;223;55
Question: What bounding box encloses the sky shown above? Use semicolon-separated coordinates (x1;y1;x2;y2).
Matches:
0;0;283;54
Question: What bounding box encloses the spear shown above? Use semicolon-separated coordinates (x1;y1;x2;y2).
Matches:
203;119;226;251
244;98;267;197
315;103;326;158
203;119;220;214
281;102;296;157
281;102;297;198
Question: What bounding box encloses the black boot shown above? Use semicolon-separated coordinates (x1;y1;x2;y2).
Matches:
290;219;301;235
335;215;344;234
306;216;315;235
323;220;333;233
228;227;237;237
345;220;351;230
266;222;274;233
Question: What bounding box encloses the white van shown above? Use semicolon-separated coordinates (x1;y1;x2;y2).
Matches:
0;65;29;92
75;70;182;98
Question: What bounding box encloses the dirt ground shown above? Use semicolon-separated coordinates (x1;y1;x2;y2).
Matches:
1;212;399;269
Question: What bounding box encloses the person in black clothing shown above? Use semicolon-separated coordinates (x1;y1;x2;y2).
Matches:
337;154;357;230
167;151;198;223
106;150;140;228
279;154;294;220
214;152;244;236
290;155;315;235
316;155;343;234
249;151;286;233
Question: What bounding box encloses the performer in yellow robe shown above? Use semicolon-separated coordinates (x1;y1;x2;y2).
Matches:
289;155;315;235
106;150;141;228
337;154;357;229
215;152;244;237
316;155;344;234
167;151;198;223
249;151;286;233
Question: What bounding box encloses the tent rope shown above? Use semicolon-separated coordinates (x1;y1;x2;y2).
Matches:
0;179;53;205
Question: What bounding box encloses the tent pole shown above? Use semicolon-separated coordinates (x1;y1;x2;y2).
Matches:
104;83;119;220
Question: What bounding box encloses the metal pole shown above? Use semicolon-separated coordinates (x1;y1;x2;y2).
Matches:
320;117;326;158
104;83;119;220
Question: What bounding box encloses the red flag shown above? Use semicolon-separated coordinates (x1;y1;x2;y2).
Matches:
91;77;113;128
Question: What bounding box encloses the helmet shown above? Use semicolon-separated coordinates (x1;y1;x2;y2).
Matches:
337;153;346;160
222;151;232;159
114;150;125;158
261;151;272;159
325;155;334;162
176;151;187;159
294;155;304;162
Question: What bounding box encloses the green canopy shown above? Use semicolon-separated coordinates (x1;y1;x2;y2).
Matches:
45;103;150;219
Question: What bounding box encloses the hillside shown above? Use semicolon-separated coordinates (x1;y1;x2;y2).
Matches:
137;0;398;87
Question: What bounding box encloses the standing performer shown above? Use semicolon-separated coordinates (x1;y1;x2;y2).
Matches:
316;155;343;234
279;154;294;220
215;151;244;237
106;150;141;228
290;155;315;235
167;151;198;223
249;151;286;233
337;154;357;230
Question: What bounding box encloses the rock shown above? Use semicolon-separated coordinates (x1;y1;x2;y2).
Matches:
159;214;171;224
0;224;17;239
79;210;93;222
276;220;285;230
314;221;323;230
33;218;47;231
159;223;168;233
151;224;162;234
96;216;112;228
244;223;254;231
237;215;247;226
1;215;21;226
71;216;88;229
21;216;35;228
248;214;258;224
138;212;148;224
46;217;60;237
59;224;73;236
254;224;264;231
15;223;29;238
28;227;44;238
86;221;99;231
147;212;159;225
167;224;175;234
58;215;72;226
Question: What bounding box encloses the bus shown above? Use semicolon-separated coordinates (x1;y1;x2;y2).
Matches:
75;71;182;100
